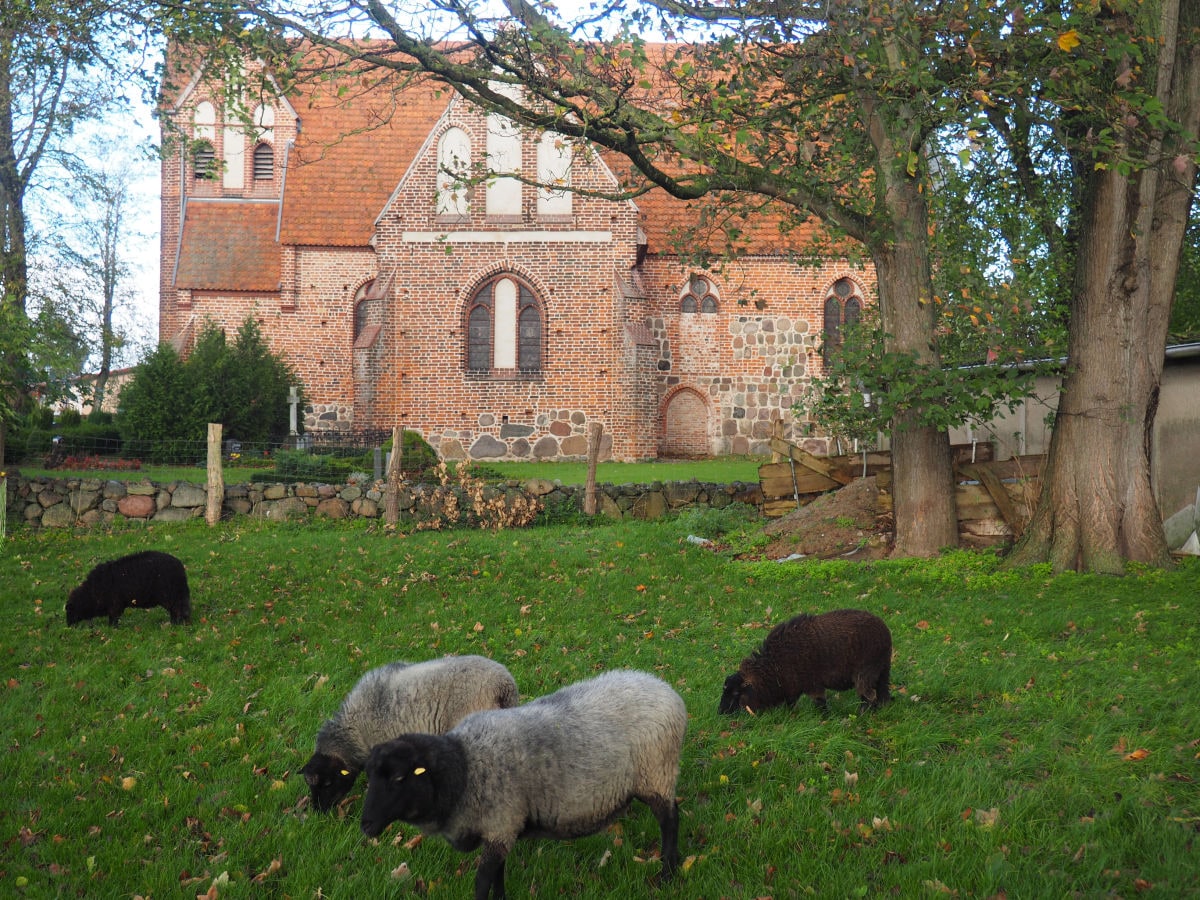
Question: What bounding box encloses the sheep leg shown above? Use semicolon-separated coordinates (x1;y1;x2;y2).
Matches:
474;843;508;900
646;796;681;882
855;668;892;711
810;693;828;712
875;667;892;705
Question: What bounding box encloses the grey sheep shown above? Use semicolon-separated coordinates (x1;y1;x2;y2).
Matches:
300;656;519;812
66;550;191;626
719;608;892;714
360;669;687;900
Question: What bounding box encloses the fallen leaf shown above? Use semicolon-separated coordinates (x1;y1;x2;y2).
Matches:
1124;748;1151;761
1057;29;1081;52
250;857;282;883
974;807;1000;828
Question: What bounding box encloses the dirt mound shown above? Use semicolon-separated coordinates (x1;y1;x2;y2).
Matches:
754;476;893;561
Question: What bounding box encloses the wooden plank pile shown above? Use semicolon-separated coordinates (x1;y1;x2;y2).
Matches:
759;436;1043;547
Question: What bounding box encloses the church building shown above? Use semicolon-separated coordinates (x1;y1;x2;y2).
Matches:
159;52;875;461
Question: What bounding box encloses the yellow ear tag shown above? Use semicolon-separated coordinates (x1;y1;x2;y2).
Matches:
340;769;351;776
413;767;426;775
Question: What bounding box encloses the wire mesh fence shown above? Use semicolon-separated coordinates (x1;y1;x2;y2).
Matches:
12;428;421;485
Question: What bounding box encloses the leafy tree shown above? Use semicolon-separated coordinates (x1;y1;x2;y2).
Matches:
991;1;1200;572
118;317;303;458
186;318;300;444
39;151;148;417
117;341;193;461
0;0;155;462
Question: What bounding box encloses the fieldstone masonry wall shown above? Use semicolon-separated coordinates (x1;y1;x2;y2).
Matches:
4;474;763;529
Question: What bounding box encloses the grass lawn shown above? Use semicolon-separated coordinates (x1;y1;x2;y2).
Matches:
1;511;1197;898
15;456;767;487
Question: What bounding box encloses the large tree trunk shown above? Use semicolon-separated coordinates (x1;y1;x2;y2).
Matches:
1012;2;1199;572
873;179;959;558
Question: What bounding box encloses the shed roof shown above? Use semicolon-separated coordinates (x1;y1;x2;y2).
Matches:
176;200;281;291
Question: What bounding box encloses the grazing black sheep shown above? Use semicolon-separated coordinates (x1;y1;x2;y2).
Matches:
719;608;892;714
66;551;191;626
361;669;686;900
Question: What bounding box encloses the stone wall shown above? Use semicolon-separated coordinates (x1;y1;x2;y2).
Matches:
3;474;764;530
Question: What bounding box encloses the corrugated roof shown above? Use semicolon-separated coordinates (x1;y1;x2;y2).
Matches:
176;201;282;291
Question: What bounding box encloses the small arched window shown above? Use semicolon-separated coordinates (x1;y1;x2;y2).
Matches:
466;275;543;374
821;278;865;366
682;275;718;314
193;141;217;180
253;143;274;180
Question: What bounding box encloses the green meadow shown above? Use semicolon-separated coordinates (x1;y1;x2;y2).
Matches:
1;510;1197;898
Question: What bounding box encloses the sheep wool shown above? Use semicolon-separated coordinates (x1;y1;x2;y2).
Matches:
300;656;519;812
719;608;893;714
361;669;687;900
66;550;191;626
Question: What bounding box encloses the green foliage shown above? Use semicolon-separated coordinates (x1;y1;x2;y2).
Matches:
1169;210;1200;342
271;449;356;482
796;309;1056;440
1;521;1197;898
52;421;123;456
116;342;195;463
388;429;440;478
118;318;304;459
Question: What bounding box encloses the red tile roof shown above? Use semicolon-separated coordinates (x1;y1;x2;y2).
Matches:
175;200;282;291
280;73;451;247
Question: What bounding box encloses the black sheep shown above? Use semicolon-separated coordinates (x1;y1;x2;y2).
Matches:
66;551;192;626
719;609;891;714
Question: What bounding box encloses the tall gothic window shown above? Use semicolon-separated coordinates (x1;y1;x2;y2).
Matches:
821;277;863;366
466;275;543;374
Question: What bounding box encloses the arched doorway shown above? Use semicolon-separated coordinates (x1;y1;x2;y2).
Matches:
660;388;710;458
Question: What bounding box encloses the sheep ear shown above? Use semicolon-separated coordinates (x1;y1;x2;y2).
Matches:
412;767;426;776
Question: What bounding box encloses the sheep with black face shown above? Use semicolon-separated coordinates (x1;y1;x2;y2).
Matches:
66;551;191;626
299;656;518;813
719;609;892;715
360;669;687;900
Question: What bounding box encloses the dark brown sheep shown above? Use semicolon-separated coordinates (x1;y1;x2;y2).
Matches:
66;551;191;626
719;609;892;714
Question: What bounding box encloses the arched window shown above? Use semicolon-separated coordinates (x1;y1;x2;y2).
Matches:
821;278;864;366
437;127;471;218
354;297;371;341
466;275;543;374
192;102;217;180
253;143;274;180
193;141;217;180
681;275;718;314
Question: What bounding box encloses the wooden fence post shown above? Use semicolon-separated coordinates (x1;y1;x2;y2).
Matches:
206;423;223;526
384;425;402;526
583;421;603;516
